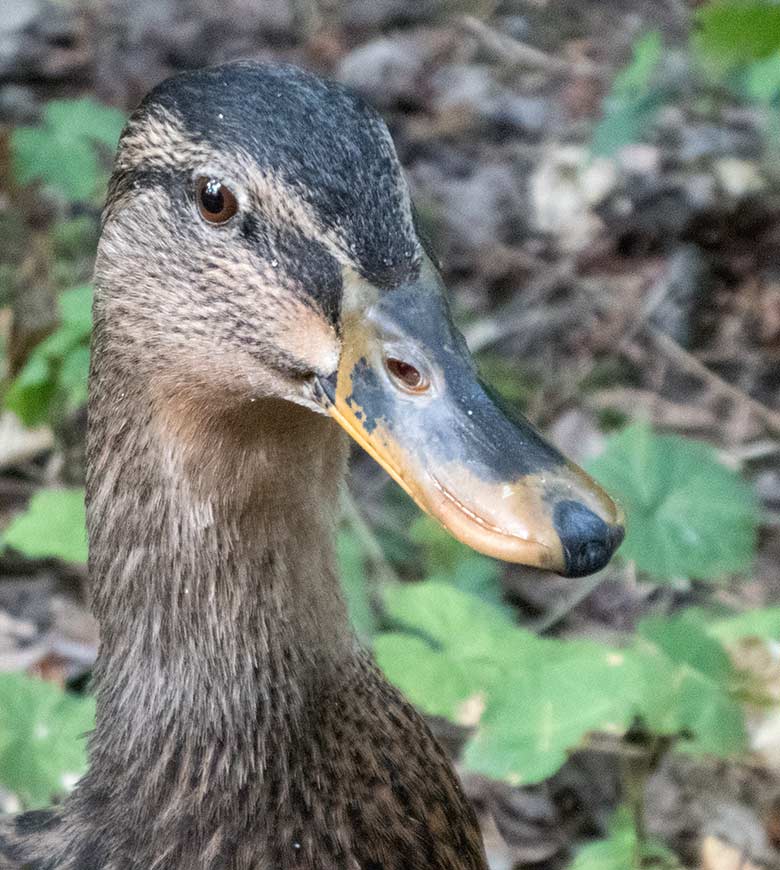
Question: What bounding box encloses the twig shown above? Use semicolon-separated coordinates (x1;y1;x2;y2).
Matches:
340;487;400;588
457;15;609;79
647;329;780;437
529;567;615;634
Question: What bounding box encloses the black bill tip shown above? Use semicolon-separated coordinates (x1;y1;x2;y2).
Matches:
553;499;625;578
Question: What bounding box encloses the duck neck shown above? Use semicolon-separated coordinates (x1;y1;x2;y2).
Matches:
84;332;352;772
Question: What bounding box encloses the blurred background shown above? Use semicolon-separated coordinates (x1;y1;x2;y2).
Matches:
1;1;779;868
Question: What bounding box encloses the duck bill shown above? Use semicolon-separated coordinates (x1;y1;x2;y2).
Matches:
315;269;624;577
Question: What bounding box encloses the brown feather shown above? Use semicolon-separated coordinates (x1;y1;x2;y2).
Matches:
0;61;488;870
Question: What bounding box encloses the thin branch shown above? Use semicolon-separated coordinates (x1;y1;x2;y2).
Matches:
340;487;400;588
457;15;609;80
529;567;616;634
647;329;780;437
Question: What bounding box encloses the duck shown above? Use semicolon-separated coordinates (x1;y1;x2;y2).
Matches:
0;61;624;870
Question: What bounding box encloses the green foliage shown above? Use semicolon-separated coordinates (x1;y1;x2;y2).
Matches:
591;32;667;157
3;488;88;564
410;515;506;609
337;529;378;640
0;673;94;808
586;423;759;581
611;32;665;99
5;284;93;426
475;354;537;410
694;2;780;75
375;581;753;785
375;581;511;722
743;51;780;105
709;607;780;642
569;806;680;870
635;614;746;757
12;99;125;201
593;7;780;156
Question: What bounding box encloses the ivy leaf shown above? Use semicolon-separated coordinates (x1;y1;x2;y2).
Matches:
0;673;94;808
586;424;759;580
3;488;88;564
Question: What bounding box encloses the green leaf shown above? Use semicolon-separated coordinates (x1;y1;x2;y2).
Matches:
376;583;515;720
7;353;51;391
12;126;97;200
51;217;99;262
58;285;93;335
410;515;505;607
3;488;88;564
410;514;470;573
0;673;94;808
11;99;124;201
613;31;664;98
4;357;57;428
639;614;733;683
59;345;91;413
382;580;516;657
337;530;378;640
570;806;680;870
3;285;92;426
374;633;478;719
635;616;747;756
743;51;780;104
429;555;506;609
591;31;667;157
694;2;780;75
464;638;651;783
586;423;759;580
34;324;84;362
591;90;669;157
43;99;125;149
708;607;780;642
570;806;638;870
376;583;749;788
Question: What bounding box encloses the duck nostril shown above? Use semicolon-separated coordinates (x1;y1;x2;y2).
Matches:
385;357;429;394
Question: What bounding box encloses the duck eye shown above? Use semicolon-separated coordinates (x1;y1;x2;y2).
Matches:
196;177;238;224
385;357;429;393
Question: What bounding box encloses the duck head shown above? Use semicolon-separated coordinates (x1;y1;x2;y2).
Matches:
98;60;623;577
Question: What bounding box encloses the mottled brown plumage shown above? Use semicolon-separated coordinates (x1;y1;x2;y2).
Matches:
0;62;488;869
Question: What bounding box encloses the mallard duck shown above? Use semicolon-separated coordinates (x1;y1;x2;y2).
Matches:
0;61;623;869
